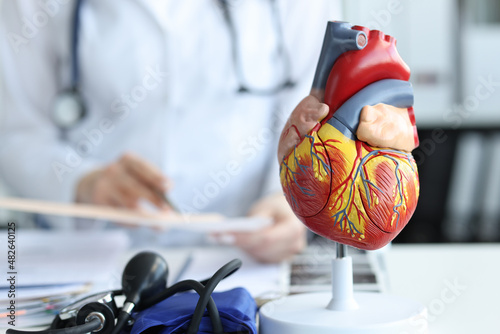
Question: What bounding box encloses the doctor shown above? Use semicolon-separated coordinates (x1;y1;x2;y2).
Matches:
0;0;341;262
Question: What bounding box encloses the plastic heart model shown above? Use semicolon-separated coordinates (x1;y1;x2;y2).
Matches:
279;22;419;250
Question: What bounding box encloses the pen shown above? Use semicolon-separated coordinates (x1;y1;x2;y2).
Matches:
173;251;193;283
156;190;179;213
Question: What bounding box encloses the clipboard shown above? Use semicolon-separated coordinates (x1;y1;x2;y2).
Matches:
0;197;272;232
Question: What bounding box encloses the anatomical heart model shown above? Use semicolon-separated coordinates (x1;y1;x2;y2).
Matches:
278;22;419;250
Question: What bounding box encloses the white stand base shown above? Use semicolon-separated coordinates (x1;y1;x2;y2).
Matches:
260;251;428;334
259;291;428;334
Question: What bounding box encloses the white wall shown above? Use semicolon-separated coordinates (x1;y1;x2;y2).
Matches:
342;0;500;129
461;0;500;127
342;0;457;128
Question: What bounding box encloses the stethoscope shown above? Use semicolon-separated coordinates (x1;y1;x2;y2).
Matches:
51;0;86;132
7;252;242;334
51;0;295;131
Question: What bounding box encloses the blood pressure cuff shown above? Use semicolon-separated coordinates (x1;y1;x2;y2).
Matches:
130;287;257;334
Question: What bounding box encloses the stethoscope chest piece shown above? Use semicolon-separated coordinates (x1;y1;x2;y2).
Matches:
51;88;86;130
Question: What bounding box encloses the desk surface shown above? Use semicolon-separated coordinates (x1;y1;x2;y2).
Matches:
2;243;498;334
386;243;500;333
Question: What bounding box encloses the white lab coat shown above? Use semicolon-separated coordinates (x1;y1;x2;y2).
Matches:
0;0;340;218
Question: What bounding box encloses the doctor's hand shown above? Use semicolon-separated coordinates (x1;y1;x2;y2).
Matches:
227;193;307;263
76;153;171;210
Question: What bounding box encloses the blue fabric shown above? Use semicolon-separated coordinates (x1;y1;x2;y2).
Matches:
130;287;257;334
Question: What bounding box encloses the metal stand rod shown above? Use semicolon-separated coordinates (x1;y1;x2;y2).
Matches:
336;243;347;258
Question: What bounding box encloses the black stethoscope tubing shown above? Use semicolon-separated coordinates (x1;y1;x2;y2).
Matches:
71;0;83;90
50;0;86;132
6;259;242;334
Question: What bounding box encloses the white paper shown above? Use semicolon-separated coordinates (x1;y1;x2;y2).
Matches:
177;246;289;299
0;283;90;303
172;216;272;232
0;230;130;288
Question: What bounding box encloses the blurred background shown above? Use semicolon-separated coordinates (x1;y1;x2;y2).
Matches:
2;0;500;244
344;0;500;244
